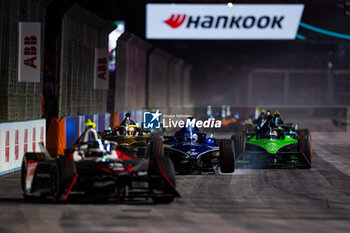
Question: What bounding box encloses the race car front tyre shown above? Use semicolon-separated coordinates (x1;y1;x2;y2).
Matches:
50;164;63;202
219;139;235;173
21;159;27;193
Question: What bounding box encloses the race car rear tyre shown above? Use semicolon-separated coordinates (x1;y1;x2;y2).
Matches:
148;139;176;203
298;129;312;169
147;138;166;172
152;156;176;204
148;140;176;187
219;139;235;173
50;164;63;202
159;155;176;188
231;134;245;159
148;139;162;159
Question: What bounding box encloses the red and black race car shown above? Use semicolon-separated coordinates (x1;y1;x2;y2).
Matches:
21;124;179;203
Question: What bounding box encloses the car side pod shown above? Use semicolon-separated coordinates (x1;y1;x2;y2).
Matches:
219;139;235;173
147;138;181;203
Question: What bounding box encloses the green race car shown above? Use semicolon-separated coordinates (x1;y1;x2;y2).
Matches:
232;112;312;169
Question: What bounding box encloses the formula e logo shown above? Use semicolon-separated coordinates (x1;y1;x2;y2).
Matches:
164;14;187;28
143;110;162;129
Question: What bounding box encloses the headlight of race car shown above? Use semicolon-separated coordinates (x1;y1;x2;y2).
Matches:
108;162;125;171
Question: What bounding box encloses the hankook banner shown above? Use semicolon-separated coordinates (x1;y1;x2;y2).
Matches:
93;48;109;90
146;4;304;39
18;22;41;82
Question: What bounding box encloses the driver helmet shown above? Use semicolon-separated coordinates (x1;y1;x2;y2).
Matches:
126;126;137;136
271;130;278;136
124;113;132;125
184;132;198;143
265;129;278;139
86;119;96;128
274;110;280;117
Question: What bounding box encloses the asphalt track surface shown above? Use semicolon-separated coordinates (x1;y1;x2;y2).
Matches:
0;133;350;233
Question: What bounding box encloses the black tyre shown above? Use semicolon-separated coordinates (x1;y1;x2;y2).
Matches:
50;164;63;202
21;159;27;193
148;139;176;203
152;155;175;204
147;139;163;160
93;198;108;204
219;139;235;173
231;134;245;159
152;196;174;204
297;129;312;169
148;139;176;185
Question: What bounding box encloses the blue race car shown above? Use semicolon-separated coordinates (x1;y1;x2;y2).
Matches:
163;125;235;174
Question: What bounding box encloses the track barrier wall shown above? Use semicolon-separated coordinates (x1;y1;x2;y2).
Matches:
0;0;51;121
113;32;192;114
248;69;350;106
58;5;115;118
0;119;46;175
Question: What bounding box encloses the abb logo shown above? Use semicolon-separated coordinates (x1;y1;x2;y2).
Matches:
97;58;107;80
164;14;187;28
23;36;38;69
93;48;109;90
